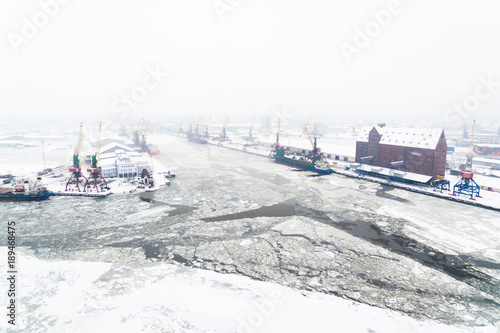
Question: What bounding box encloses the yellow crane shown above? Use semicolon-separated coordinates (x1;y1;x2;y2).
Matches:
85;122;108;193
299;123;315;150
75;122;84;168
89;122;102;170
66;122;87;192
205;116;212;137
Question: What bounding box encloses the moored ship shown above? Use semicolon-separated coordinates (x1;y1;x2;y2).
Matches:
271;122;333;175
274;145;333;175
0;181;53;201
187;133;208;144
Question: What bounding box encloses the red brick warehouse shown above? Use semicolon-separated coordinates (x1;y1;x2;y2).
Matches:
355;126;447;179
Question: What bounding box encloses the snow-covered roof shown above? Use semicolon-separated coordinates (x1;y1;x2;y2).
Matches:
100;165;116;170
99;152;117;160
357;126;444;150
354;164;432;184
357;126;383;143
475;143;500;148
474;158;500;166
100;142;134;154
99;157;116;166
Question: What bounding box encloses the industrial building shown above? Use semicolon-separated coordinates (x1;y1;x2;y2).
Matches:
356;126;447;179
97;142;152;179
474;144;500;157
473;157;500;170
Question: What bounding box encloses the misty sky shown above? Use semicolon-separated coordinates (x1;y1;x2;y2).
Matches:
1;0;499;127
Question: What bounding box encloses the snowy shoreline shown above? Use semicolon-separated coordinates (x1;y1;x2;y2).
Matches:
173;134;500;212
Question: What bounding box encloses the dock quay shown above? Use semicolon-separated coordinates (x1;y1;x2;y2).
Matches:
52;191;111;197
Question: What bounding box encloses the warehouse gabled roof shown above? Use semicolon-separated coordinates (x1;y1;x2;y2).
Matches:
357;126;444;150
357;126;383;143
100;142;134;154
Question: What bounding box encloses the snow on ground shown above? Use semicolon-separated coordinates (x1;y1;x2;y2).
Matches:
375;198;500;261
1;248;495;333
0;146;72;175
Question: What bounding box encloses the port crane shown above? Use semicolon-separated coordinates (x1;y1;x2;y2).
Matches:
300;123;329;168
269;119;281;157
204;116;212;138
37;141;52;176
250;116;254;141
244;116;256;142
133;120;145;144
276;119;280;144
139;120;149;149
178;117;186;135
452;118;481;199
196;116;203;137
66;122;88;192
188;116;194;135
139;119;158;155
300;123;316;150
219;116;230;142
84;122;108;193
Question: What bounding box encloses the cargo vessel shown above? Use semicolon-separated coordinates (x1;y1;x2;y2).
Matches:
0;181;53;201
186;131;208;144
274;145;333;175
271;122;333;175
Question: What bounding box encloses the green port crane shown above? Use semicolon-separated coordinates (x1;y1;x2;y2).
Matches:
65;122;88;192
85;122;107;192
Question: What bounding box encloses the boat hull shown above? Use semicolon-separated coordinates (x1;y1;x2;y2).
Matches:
0;191;53;202
275;157;333;175
188;137;208;144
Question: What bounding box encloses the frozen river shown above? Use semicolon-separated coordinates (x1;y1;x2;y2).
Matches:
1;135;499;332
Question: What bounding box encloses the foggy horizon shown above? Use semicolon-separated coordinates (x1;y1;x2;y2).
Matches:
1;0;499;129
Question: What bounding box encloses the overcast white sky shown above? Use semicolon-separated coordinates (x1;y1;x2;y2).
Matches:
1;0;499;127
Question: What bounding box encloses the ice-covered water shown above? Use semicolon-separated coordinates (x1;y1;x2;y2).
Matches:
2;248;496;333
1;135;499;332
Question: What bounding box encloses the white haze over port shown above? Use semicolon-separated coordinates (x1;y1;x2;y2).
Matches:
0;0;499;127
0;248;496;333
